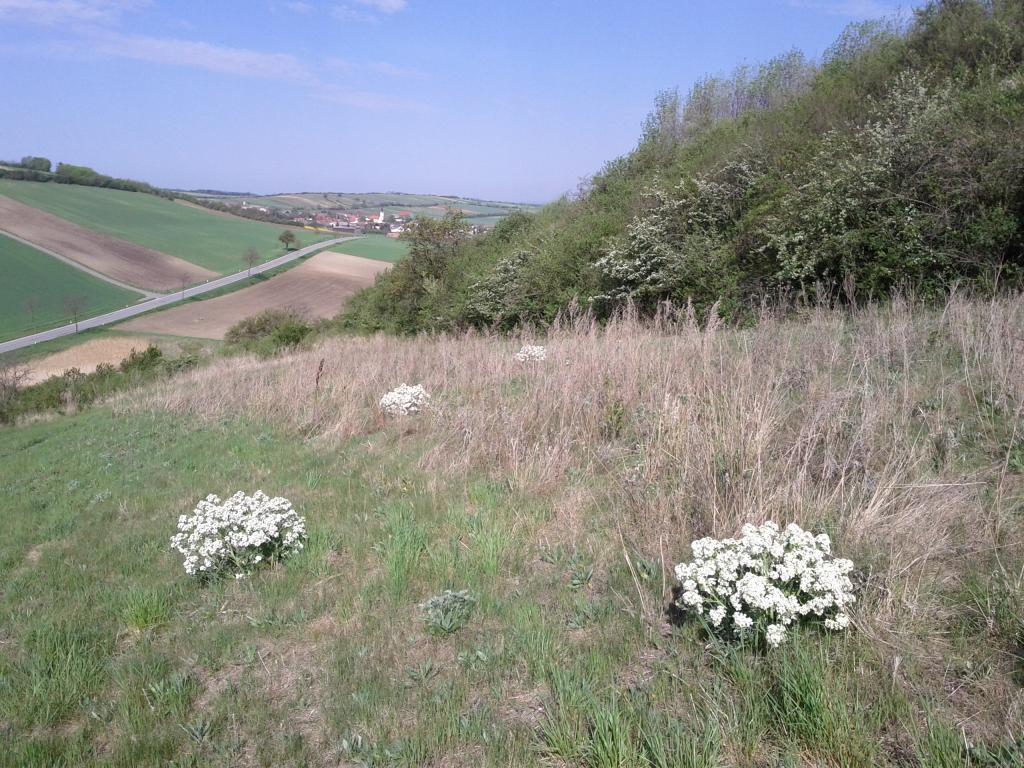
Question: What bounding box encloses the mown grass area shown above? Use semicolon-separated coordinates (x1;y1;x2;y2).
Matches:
0;233;143;341
2;296;1023;766
0;180;326;274
330;235;409;264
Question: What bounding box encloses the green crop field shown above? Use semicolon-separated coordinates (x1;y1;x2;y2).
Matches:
333;235;409;263
0;180;327;274
0;234;143;341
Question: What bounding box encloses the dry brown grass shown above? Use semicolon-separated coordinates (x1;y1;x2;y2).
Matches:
117;294;1024;670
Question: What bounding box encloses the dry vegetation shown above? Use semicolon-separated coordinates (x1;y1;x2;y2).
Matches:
117;293;1024;744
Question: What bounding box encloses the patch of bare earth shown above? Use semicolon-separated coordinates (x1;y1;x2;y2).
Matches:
23;336;157;384
118;251;389;339
0;194;216;291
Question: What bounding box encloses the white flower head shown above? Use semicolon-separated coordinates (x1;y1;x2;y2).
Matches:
170;491;306;579
379;383;430;417
673;521;855;647
514;344;547;362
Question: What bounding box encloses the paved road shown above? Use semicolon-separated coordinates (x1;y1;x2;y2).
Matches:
0;236;359;356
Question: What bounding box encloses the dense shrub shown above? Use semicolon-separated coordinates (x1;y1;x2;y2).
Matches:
225;309;312;354
339;0;1024;333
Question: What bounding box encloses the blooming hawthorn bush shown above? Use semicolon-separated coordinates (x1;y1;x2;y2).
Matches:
379;384;430;416
673;522;855;647
170;491;306;579
514;344;547;362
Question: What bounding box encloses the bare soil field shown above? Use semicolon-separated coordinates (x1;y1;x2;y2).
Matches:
23;336;157;384
0;195;217;291
118;250;389;339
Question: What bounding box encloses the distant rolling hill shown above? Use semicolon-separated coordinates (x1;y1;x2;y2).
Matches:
187;189;540;227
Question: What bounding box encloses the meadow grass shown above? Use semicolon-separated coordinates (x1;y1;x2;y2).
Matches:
0;233;143;340
0;180;326;274
1;294;1022;765
331;235;409;263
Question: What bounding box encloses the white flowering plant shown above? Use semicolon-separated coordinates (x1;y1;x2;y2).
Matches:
514;344;547;362
170;491;306;579
673;522;855;647
379;384;430;417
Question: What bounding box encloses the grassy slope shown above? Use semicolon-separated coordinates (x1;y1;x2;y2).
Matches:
0;233;142;341
0;180;326;274
330;235;409;263
2;296;1022;766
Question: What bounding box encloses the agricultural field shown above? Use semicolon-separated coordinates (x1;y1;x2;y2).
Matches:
0;195;216;292
326;235;409;263
0;180;327;274
0;233;143;341
118;251;389;339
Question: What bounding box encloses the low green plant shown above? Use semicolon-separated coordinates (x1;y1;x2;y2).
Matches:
418;589;475;636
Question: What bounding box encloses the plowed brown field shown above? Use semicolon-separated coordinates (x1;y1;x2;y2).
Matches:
118;251;388;339
0;195;217;292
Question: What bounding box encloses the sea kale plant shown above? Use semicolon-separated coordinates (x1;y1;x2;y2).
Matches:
170;491;306;579
674;522;855;647
379;384;430;417
418;589;476;636
514;344;547;362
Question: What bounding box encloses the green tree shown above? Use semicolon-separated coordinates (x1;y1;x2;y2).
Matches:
278;231;298;250
19;156;51;172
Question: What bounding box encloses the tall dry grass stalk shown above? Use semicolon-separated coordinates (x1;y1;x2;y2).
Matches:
117;294;1023;642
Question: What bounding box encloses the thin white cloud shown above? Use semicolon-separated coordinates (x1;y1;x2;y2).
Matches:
367;60;426;79
0;0;147;24
354;0;405;13
92;32;312;81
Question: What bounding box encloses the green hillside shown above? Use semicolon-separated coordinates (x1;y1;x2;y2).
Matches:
342;0;1024;334
0;234;142;340
0;180;327;275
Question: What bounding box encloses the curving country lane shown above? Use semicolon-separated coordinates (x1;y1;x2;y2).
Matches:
0;236;359;355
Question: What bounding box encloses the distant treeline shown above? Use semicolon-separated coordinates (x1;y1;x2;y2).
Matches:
0;156;178;200
341;0;1024;334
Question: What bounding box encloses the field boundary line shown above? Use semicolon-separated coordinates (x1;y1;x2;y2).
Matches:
0;236;359;355
0;227;160;299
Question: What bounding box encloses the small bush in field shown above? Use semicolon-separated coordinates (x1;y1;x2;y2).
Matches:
418;589;475;635
674;522;855;647
379;384;430;416
170;491;306;579
225;309;311;350
514;344;547;362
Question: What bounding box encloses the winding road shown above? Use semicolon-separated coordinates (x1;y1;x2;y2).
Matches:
0;236;358;356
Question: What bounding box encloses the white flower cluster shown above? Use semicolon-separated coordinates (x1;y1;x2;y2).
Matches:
514;344;547;362
170;491;306;579
674;522;855;647
379;384;430;416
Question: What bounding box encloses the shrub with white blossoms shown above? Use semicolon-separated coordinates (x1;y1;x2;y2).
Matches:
379;383;430;417
170;491;306;579
674;522;855;647
514;344;547;362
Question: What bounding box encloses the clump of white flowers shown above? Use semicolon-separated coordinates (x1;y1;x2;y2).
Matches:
674;522;855;647
514;344;547;362
170;491;306;579
379;384;430;416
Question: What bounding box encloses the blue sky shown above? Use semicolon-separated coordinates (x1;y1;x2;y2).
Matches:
0;0;913;202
